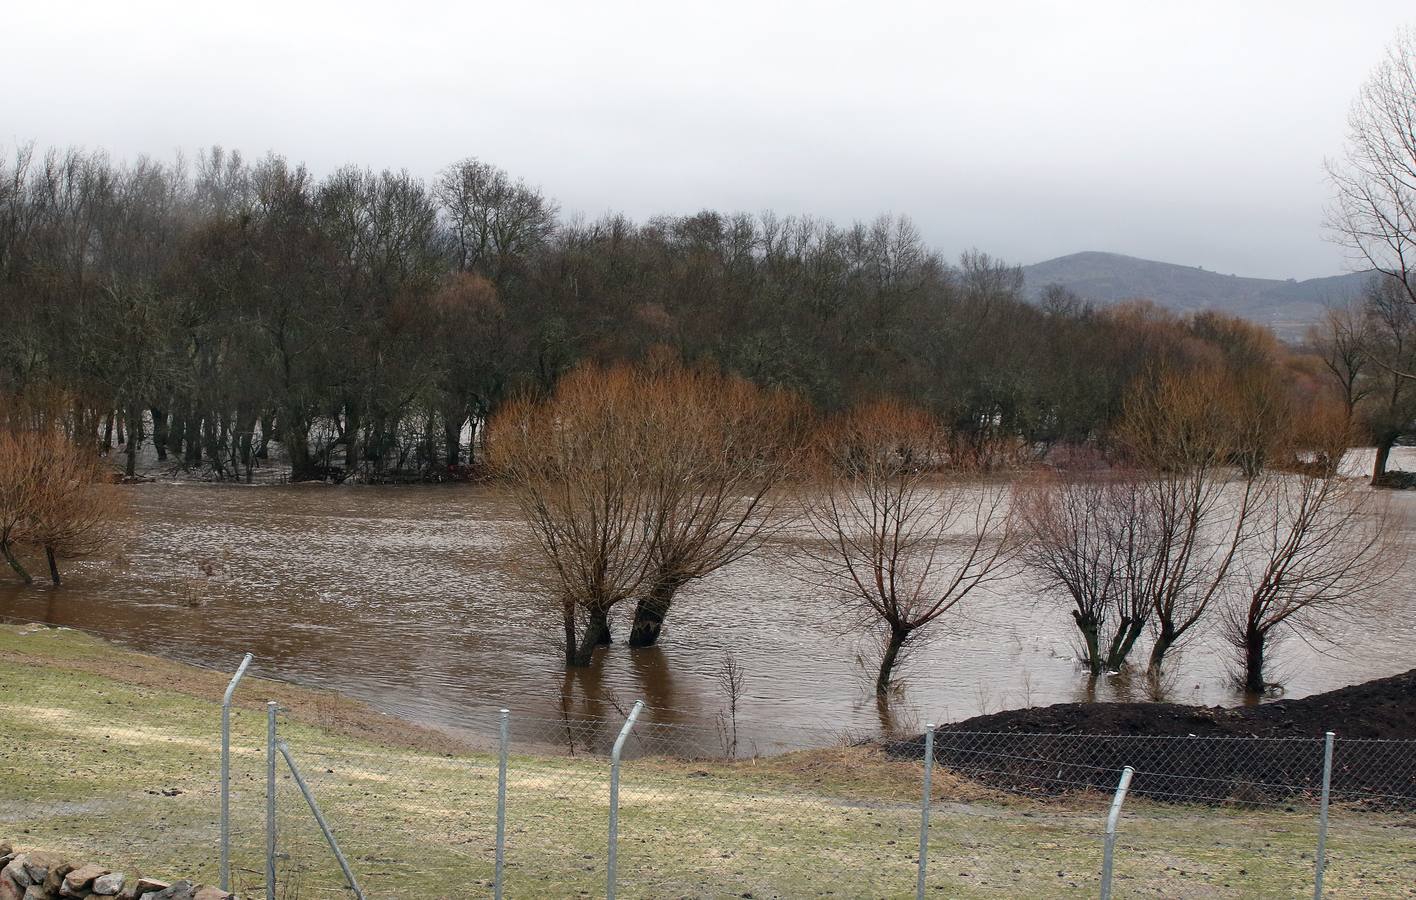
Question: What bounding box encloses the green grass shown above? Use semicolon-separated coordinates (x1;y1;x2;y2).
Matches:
1;623;1412;898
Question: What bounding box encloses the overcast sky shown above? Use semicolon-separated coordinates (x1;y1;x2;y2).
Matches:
4;1;1412;279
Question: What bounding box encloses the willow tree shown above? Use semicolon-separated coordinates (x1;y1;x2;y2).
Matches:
489;366;660;666
1117;365;1268;673
626;365;807;647
24;427;126;583
0;416;125;584
798;400;1017;698
1017;471;1160;674
1224;414;1396;694
491;360;808;664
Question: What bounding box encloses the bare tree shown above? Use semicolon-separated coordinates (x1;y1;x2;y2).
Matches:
797;400;1017;698
0;417;124;584
488;365;660;666
627;360;808;647
1309;302;1371;420
0;428;46;582
1358;275;1416;482
23;428;126;583
1117;366;1266;673
1223;420;1397;694
1327;27;1416;307
714;650;746;757
1017;470;1159;674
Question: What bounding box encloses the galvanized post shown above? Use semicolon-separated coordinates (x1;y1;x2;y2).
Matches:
277;741;366;900
220;652;253;892
916;723;935;900
606;699;644;900
1314;731;1335;899
266;701;277;900
1099;765;1134;900
496;708;509;900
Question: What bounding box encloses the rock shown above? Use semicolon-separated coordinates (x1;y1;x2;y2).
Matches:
62;865;108;897
41;863;72;898
146;882;194;900
190;889;231;900
2;855;30;888
22;887;51;900
129;880;168;898
1;875;23;900
91;874;124;896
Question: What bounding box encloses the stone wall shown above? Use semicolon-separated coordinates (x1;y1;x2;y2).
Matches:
0;847;236;900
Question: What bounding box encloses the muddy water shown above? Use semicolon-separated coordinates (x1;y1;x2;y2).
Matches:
3;452;1415;753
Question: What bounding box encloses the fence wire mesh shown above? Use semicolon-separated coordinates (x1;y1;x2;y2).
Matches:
7;672;1416;899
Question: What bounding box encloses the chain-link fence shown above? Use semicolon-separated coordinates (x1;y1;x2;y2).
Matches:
6;652;1416;898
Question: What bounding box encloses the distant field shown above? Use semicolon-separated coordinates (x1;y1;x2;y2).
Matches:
1;624;1412;898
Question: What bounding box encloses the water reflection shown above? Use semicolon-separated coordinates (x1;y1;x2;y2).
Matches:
1;456;1414;753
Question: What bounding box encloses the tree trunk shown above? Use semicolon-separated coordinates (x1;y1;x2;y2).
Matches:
183;410;202;464
1072;610;1103;674
344;405;360;472
167;409;185;459
563;596;579;667
256;414;274;459
1147;622;1178;673
569;607;612;667
124;401;142;478
1243;629;1267;695
2;542;32;584
102;413;113;452
1104;615;1146;670
1373;432;1398;485
45;546;61;585
628;575;685;648
444;412;464;467
150;406;168;461
875;627;909;697
285;415;318;482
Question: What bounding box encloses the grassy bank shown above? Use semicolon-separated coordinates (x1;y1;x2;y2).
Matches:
1;623;1412;898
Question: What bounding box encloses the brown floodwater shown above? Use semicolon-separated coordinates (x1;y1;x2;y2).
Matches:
3;451;1415;754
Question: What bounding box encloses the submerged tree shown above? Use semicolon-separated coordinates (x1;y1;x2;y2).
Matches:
491;359;808;663
489;366;660;666
23;427;126;583
0;413;125;584
1223;414;1396;694
1117;366;1266;673
0;428;46;582
1017;470;1159;674
627;361;808;648
798;400;1017;698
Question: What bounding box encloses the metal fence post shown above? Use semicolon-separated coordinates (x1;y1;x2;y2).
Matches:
496;708;509;900
1099;765;1134;900
607;699;645;900
277;741;366;900
220;652;253;892
917;724;935;900
266;701;277;900
1314;731;1335;899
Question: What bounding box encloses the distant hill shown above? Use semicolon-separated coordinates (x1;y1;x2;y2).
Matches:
1020;251;1373;340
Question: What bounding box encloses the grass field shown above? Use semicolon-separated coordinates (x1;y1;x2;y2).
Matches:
1;623;1412;898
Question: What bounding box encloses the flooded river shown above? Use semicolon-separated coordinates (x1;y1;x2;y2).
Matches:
3;452;1415;752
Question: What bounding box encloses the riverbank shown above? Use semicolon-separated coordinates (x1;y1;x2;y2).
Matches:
4;624;1415;896
936;666;1416;739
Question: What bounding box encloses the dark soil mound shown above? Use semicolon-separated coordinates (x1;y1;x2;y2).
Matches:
885;669;1416;806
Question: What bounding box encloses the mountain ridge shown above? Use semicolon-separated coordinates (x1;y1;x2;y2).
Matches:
1019;251;1372;339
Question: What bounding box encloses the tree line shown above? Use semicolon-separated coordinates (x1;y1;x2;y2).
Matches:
1;142;1347;482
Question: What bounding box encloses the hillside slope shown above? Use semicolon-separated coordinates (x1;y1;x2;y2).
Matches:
1021;251;1371;338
